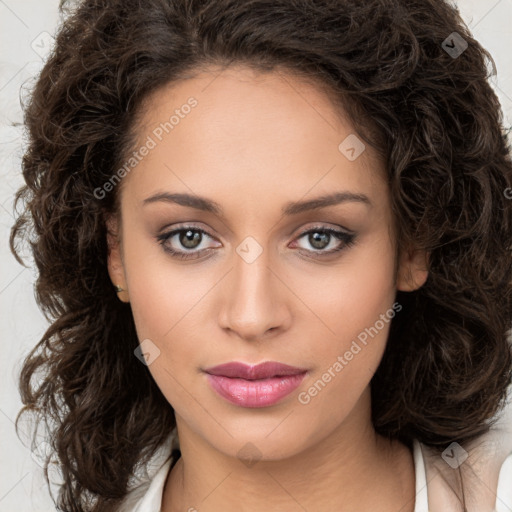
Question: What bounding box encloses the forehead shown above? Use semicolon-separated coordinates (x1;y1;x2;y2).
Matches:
119;65;386;207
134;65;359;148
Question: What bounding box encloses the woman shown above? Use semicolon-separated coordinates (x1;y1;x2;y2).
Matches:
10;0;512;511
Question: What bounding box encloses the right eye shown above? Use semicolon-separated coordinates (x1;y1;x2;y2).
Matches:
156;225;221;260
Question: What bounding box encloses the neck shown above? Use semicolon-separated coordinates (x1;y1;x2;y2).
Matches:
162;391;415;512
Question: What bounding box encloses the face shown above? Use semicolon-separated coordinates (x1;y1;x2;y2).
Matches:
106;65;427;462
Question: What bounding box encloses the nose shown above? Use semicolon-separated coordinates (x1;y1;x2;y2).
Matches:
218;245;291;342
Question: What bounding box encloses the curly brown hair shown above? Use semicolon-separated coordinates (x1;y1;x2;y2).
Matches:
9;0;512;510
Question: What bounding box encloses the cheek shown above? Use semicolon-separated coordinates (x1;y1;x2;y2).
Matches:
309;233;397;348
123;229;211;340
296;233;397;400
121;232;221;405
296;274;397;432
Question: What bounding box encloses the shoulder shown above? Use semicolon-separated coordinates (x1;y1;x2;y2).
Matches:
116;430;179;512
417;404;512;512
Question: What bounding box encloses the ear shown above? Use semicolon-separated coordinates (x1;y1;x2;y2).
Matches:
105;213;130;303
396;247;429;292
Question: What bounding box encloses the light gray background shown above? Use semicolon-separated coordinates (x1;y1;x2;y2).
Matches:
1;1;511;511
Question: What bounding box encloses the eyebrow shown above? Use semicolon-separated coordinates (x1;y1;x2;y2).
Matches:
142;190;371;216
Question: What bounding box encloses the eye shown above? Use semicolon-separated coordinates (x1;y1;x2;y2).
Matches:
291;226;356;258
156;226;219;260
156;224;356;261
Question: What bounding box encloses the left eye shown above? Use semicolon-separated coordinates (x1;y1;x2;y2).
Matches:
156;225;356;260
292;227;355;254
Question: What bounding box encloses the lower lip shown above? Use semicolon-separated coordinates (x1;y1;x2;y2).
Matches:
205;372;307;408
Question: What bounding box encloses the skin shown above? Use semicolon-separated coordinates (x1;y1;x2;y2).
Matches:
106;65;428;512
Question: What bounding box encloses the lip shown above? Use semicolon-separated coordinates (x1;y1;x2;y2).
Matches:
203;361;308;408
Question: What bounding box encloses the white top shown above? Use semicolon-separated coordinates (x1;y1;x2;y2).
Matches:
117;423;512;512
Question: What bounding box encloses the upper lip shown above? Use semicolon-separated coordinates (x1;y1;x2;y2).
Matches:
203;361;308;380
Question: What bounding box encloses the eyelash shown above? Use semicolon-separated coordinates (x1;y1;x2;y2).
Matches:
156;224;356;261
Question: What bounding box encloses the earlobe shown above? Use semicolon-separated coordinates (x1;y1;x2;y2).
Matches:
396;248;429;292
105;214;130;303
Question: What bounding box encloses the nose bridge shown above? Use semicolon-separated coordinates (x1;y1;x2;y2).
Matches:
233;237;275;311
220;235;287;339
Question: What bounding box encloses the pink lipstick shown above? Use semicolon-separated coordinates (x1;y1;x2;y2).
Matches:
203;361;308;408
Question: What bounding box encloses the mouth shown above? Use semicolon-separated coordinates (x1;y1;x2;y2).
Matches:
203;361;308;408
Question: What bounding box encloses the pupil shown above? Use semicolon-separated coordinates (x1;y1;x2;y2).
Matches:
181;230;201;249
310;232;329;249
